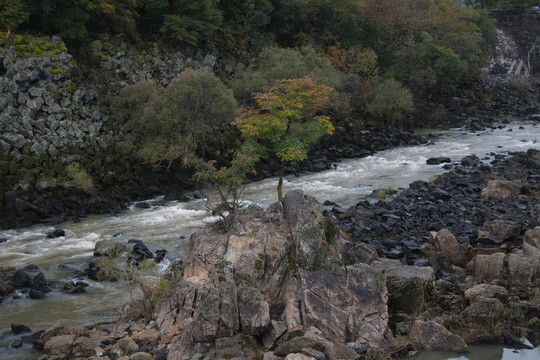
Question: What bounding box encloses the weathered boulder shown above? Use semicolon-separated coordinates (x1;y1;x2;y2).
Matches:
480;179;521;199
409;320;467;352
373;263;434;315
464;283;508;304
300;264;388;345
452;298;506;343
477;220;521;245
466;253;506;283
430;229;468;267
523;226;540;257
507;253;540;296
43;334;75;358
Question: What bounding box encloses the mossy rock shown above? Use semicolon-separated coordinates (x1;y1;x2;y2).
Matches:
9;162;20;175
21;156;35;168
451;298;506;343
8;33;68;59
0;160;10;175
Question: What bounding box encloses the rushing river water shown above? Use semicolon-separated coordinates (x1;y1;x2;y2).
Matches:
1;121;539;359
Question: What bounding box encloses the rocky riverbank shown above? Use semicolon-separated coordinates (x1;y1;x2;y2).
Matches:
5;148;535;360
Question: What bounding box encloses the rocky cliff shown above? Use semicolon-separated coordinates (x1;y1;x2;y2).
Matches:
0;35;217;228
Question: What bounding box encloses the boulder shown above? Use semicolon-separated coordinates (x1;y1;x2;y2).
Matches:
426;157;451;165
11;324;32;334
300;264;388;345
31;272;52;294
274;336;320;357
374;263;434;315
464;283;508;304
0;279;13;296
261;320;288;351
239;299;270;336
523;227;540;257
409;320;467;352
453;298;506;343
507;253;540;295
477;220;521;245
43;334;75;357
480;179;521;199
46;229;65;238
343;242;379;265
10;268;32;288
284;354;316;360
466;253;506;283
128;239;154;263
131;352;154;360
208;334;263;360
156;190;389;359
61;281;88;294
431;229;468;267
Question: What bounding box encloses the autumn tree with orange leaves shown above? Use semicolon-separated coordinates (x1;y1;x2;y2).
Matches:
237;76;334;202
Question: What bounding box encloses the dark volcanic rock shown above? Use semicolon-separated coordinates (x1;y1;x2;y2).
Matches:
426;157;451;165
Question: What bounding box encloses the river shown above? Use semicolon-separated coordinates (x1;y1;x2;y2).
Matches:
0;120;539;359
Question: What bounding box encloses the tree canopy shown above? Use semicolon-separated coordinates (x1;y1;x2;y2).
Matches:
237;77;334;202
115;69;237;169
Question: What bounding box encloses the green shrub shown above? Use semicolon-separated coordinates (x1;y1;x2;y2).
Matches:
365;78;414;127
61;163;95;193
116;69;237;169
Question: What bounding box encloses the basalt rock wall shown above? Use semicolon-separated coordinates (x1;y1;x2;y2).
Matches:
0;35;217;228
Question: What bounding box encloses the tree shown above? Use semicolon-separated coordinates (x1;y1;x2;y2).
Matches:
0;0;29;36
82;0;139;38
237;77;334;202
25;0;89;40
365;78;414;127
161;0;223;46
116;69;237;169
193;142;260;220
231;45;361;122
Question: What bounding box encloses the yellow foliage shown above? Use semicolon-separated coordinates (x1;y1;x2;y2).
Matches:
236;76;334;166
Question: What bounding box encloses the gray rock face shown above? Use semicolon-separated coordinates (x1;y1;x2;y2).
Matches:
155;191;389;359
300;264;388;345
409;320;467;352
0;36;220;228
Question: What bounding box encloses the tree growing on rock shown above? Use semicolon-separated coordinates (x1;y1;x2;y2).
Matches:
193;142;260;220
237;76;334;202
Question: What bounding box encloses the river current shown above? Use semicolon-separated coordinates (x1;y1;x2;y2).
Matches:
0;121;539;359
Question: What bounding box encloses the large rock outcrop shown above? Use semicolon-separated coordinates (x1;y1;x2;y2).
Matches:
154;190;389;359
